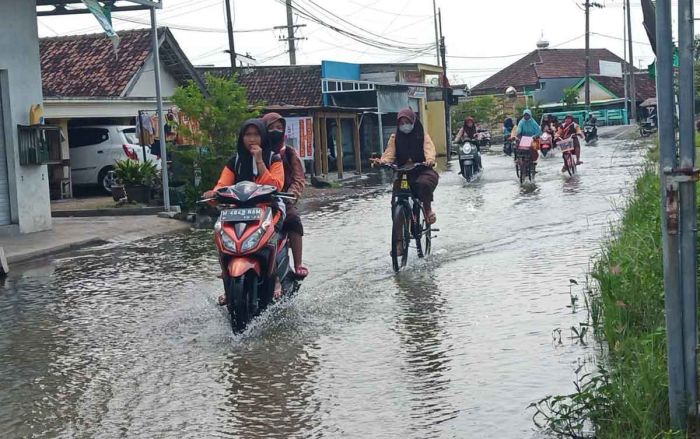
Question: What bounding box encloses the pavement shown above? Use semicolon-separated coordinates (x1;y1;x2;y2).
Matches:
0;216;190;267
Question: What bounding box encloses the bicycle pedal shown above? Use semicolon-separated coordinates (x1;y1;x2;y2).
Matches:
431;228;440;232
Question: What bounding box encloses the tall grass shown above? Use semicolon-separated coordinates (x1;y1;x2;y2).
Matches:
532;165;687;438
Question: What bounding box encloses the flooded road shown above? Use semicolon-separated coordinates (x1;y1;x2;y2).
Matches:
0;131;645;438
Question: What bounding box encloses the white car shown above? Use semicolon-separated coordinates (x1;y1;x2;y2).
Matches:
68;125;160;193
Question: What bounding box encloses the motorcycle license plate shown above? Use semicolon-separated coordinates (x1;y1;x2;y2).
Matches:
400;178;409;189
463;160;474;165
220;207;262;222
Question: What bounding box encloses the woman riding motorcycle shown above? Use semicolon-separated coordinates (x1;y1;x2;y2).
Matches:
556;114;584;170
373;107;439;224
453;116;482;170
512;109;542;168
203;119;285;301
261;112;309;279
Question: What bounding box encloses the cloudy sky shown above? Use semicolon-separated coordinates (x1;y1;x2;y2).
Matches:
38;0;687;87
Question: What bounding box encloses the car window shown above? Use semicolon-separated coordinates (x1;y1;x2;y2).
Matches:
122;127;138;145
68;128;109;148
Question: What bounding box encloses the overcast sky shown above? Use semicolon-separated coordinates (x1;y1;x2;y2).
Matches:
38;0;690;87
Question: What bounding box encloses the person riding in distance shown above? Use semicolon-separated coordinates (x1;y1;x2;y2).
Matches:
453;116;483;169
261;112;309;279
513;108;542;168
556;114;584;168
372;107;440;224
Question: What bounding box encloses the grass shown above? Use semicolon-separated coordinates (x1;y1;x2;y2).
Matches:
531;161;691;438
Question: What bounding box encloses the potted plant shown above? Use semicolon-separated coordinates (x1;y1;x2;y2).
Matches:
114;159;157;204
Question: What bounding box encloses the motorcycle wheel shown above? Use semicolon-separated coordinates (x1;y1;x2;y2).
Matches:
541;148;548;157
462;163;473;181
391;204;410;272
228;272;259;332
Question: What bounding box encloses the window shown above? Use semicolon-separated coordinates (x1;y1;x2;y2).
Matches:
122;127;138;145
68;128;109;148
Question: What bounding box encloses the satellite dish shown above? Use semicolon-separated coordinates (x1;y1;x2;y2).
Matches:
505;86;517;99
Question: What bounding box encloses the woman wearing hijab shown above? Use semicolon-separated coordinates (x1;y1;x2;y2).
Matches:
513;108;542;166
454;116;478;142
556;114;584;170
204;118;285;302
373;107;439;224
261;112;308;279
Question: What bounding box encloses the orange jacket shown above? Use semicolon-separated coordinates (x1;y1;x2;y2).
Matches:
214;160;284;191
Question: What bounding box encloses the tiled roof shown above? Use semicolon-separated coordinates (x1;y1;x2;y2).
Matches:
593;73;656;101
472;48;636;95
40;29;153;97
198;65;322;107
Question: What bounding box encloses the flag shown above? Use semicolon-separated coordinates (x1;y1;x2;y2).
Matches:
80;0;120;55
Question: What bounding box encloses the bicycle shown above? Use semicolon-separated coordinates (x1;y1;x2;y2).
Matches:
514;136;536;184
381;162;434;272
558;137;577;176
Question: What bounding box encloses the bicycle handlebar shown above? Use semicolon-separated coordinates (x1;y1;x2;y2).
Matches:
380;162;429;172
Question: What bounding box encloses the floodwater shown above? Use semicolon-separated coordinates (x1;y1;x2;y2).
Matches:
0;130;645;438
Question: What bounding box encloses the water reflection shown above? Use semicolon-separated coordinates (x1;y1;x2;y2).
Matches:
392;270;459;436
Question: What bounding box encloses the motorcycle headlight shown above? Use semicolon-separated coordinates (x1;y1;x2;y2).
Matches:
461;144;473;154
241;228;265;252
219;230;237;252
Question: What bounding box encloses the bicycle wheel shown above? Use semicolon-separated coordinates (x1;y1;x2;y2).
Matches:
519;160;527;184
515;159;522;180
527;161;534;182
565;153;575;176
414;203;432;258
391;204;410;272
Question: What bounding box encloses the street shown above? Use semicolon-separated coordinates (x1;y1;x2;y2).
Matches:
0;131;645;438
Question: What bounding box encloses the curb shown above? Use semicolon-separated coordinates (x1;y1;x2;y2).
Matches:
7;237;108;266
52;207;163;217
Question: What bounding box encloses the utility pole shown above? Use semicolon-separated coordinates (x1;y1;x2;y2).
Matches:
626;0;637;122
622;0;629;121
224;0;236;76
286;0;296;65
433;0;440;67
439;8;450;159
584;0;604;109
275;1;306;65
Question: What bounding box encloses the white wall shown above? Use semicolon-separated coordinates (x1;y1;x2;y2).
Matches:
126;56;180;98
0;0;51;233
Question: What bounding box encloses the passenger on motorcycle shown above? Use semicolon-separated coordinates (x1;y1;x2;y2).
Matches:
372;107;439;224
512;109;542;168
503;116;515;138
453;116;482;169
261;112;309;279
541;114;557;135
556;114;584;169
203;119;285;302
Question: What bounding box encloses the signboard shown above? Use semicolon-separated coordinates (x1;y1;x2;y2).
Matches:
408;86;426;99
599;60;622;78
285;117;314;161
400;71;422;84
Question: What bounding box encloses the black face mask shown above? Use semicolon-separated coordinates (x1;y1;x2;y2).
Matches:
268;129;284;146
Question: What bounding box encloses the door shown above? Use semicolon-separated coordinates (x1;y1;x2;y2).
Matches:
0;81;10;225
68;127;110;185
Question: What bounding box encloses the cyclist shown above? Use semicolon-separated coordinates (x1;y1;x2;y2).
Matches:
512;108;542;169
556;114;584;170
372;107;439;225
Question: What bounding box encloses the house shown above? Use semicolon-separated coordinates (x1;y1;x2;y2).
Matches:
199;61;449;179
0;0;54;233
471;42;655;116
40;27;205;199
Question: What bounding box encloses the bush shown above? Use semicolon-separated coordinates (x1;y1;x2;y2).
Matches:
114;159;157;186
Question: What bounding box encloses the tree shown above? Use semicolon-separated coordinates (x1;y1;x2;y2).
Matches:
562;87;579;107
451;95;499;133
170;73;259;207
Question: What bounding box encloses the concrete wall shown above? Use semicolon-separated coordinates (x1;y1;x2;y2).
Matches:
0;0;51;233
577;80;616;103
126;57;179;98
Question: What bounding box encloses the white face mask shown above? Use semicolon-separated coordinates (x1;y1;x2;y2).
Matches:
399;123;414;134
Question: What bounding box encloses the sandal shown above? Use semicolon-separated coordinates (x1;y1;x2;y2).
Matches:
294;265;309;279
273;278;283;300
427;212;437;225
218;295;227;306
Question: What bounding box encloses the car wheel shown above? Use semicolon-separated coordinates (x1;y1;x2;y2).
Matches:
98;167;116;194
